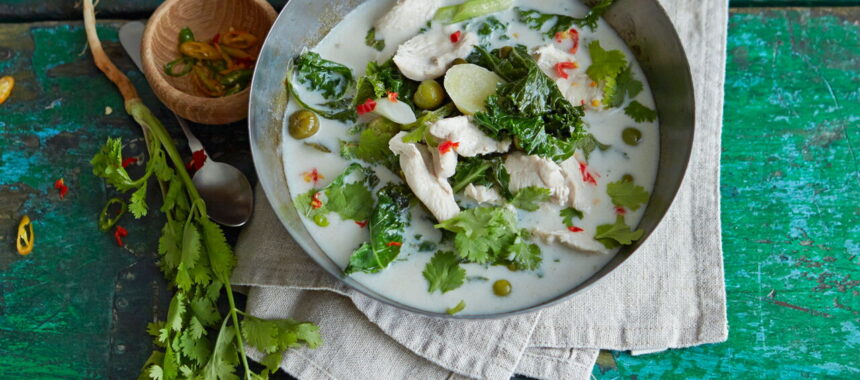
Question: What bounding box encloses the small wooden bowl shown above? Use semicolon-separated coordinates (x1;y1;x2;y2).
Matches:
141;0;277;125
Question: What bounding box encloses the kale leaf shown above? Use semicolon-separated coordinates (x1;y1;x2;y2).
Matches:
449;156;511;199
345;184;412;274
354;59;419;109
287;52;356;121
515;0;615;38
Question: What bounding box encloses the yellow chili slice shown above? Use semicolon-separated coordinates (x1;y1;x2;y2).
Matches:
16;215;34;256
179;41;220;60
0;76;14;105
221;29;257;49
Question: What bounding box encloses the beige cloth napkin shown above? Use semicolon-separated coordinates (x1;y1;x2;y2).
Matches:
232;0;729;378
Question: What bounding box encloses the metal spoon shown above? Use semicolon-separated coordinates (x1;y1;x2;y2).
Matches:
119;21;253;227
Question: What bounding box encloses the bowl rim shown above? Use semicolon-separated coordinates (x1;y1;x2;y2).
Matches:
248;0;696;320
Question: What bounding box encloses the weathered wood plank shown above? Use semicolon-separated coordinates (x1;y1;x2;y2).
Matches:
595;7;860;379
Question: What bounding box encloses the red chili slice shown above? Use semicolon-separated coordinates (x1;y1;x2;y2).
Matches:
386;242;402;247
578;162;598;185
568;226;584;233
438;140;460;154
615;206;626;215
54;178;68;199
114;225;128;247
555;62;576;79
450;31;462;43
121;157;138;168
311;192;323;209
212;33;221;45
387;91;399;103
568;28;580;54
186;149;207;171
356;98;377;115
355;220;368;228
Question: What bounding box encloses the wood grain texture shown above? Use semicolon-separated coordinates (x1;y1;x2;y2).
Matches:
141;0;276;124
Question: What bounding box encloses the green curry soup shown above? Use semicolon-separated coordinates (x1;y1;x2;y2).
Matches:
281;0;659;315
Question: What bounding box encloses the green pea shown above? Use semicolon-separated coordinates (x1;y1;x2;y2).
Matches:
499;46;513;59
621;174;634;183
451;58;468;66
313;214;329;227
622;127;642;146
414;80;445;110
289;110;320;139
493;280;512;296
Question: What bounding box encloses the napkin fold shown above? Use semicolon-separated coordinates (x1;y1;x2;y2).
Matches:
232;0;729;378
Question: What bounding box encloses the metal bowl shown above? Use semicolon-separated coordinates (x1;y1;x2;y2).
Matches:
248;0;694;319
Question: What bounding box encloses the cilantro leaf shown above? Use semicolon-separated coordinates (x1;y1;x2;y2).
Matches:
200;219;235;282
423;251;466;293
510;186;551;211
594;215;644;248
606;180;650;211
364;27;385;51
435;206;520;264
605;65;643;108
573;133;611;160
624;100;657;123
181;223;202;270
241;316;322;374
446;300;466;315
129;185;148;218
560;207;584;227
586;41;627;85
295;163;376;223
166;292;186;332
345;184;411;274
241;316;280;354
340;118;400;171
505;235;542;271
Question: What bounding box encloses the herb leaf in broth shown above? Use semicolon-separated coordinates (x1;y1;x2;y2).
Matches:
340;118;400;172
515;0;615;38
573;133;611;160
287;52;356;121
505;235;542;271
607;179;650;211
423;251;467;293
624;100;658;123
364;27;385;52
449;156;511;199
295;163;376;223
345;184;411;274
604;65;643;108
434;0;514;24
469;16;510;44
435;206;523;264
594;215;644;249
354;59;419;109
510;186;552;211
560;207;584;227
586;40;628;102
401;103;457;144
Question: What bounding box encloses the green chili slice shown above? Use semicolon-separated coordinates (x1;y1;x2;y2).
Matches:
99;198;127;232
178;27;195;43
164;57;194;77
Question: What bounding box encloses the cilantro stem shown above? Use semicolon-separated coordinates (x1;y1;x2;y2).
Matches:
225;282;253;380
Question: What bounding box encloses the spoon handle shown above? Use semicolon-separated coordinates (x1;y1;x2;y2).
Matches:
176;115;205;153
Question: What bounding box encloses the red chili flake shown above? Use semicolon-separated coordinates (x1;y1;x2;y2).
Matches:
580;100;586;106
438;140;460;154
310;192;323;209
449;31;462;43
615;206;627;215
356;98;377;115
234;57;255;68
212;33;221;44
568;226;584;233
387;91;399;103
578;161;598;185
114;225;128;247
386;242;402;247
302;168;324;185
54;178;68;199
555;61;576;79
121;157;138;168
568;28;580;54
355;220;368;228
554;31;565;43
185;149;207;171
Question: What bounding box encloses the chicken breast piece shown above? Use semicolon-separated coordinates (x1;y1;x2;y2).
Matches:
464;184;503;205
559;156;600;213
394;27;479;82
389;132;460;221
430;145;457;179
428;116;511;157
504;152;569;204
374;0;442;47
533;45;603;110
531;229;610;254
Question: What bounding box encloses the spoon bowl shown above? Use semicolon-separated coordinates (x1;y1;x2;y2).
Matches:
193;160;254;227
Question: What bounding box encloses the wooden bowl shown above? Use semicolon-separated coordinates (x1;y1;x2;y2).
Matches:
141;0;277;125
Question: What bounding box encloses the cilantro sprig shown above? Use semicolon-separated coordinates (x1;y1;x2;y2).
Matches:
82;2;320;377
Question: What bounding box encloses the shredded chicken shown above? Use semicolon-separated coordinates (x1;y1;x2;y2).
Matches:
393;27;478;82
428;116;510;157
389;132;460;221
504;152;569;204
430;145;457;179
533;45;603;110
531;229;610;254
464;184;503;205
374;0;442;47
559;155;601;213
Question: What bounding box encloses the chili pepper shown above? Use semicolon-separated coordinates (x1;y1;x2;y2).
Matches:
233;57;255;68
211;33;220;45
0;76;14;105
114;225;129;247
614;206;626;215
186;149;207;171
224;84;243;96
213;43;235;71
218;69;252;87
567;226;584;233
179;27;195;43
555;31;565;43
449;31;462;43
219;45;254;60
568;28;580;54
578;162;598;185
16;215;34;256
302;169;324;185
386;242;402;247
438;140;459;154
121;157;138;168
99;198;127;232
191;65;225;97
54;178;68;199
164;57;195;77
179;41;220;60
310;192;323;209
221;29;258;49
555;62;576;79
355;220;368;228
387;91;399;103
356;98;377;115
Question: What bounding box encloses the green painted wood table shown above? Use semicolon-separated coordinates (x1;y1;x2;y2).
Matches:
1;2;858;379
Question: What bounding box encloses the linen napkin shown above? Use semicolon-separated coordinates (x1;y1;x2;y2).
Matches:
232;0;729;378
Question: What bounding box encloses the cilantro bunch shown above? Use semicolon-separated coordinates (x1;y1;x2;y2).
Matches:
83;1;320;378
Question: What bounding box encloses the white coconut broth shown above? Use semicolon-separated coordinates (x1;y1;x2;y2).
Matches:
280;0;660;315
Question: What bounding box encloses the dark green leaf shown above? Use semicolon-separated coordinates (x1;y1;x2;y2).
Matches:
510;186;551;211
435;206;520;264
345;184;411;274
423;251;467;293
364;27;385;51
594;215;644;248
560;207;584;227
606;180;650;211
624;100;657;123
